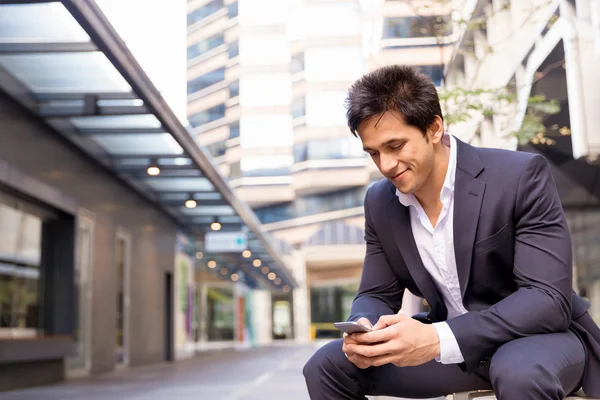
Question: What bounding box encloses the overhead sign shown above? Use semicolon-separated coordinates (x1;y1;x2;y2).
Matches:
205;231;247;253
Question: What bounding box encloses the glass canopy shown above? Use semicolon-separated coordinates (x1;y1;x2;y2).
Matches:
0;1;295;291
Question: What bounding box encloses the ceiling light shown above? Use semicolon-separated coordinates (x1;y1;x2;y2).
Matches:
207;260;217;269
231;273;239;282
210;218;222;231
252;259;262;267
185;199;197;208
268;272;276;281
220;267;228;275
274;278;281;285
196;252;204;259
242;250;251;258
283;285;290;293
147;166;160;176
261;266;269;274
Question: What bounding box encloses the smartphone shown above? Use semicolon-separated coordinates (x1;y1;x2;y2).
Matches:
333;321;371;334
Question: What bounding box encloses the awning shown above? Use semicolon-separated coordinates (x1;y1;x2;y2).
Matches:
0;0;296;292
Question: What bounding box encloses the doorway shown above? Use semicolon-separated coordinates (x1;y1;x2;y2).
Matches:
165;272;174;362
115;228;131;367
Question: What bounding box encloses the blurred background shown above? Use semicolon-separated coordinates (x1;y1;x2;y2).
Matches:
0;0;599;398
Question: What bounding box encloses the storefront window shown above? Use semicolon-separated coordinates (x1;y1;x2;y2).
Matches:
206;286;234;341
0;199;43;338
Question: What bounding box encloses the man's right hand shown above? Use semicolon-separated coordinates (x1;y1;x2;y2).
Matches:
342;318;374;369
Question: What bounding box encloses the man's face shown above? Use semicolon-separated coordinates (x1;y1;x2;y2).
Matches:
358;112;440;195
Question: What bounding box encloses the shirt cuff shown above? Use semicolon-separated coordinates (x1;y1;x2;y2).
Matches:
433;322;465;364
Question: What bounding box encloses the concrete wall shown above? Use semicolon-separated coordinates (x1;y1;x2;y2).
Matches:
0;95;177;374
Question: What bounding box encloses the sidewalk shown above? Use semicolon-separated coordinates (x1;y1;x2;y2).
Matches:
1;342;451;400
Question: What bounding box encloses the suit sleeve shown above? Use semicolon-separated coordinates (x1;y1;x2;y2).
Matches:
348;186;405;326
446;154;573;372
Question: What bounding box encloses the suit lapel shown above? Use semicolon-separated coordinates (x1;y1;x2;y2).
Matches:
453;138;486;299
387;193;447;322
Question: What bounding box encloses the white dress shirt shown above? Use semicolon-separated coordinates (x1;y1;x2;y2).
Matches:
395;133;467;364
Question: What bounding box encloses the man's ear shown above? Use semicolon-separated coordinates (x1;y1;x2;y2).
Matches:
429;116;445;143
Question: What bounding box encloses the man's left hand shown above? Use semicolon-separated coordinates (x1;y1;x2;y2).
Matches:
343;313;440;368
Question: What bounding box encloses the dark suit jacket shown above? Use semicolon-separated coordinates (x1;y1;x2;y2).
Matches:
348;137;600;396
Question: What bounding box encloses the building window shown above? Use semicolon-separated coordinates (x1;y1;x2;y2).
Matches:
292;97;306;119
187;0;224;26
253;185;374;224
0;198;43;337
229;80;239;98
187;34;225;60
188;104;226;127
228;40;239;59
187;68;225;95
417;65;444;87
205;141;227;157
294;137;364;163
206;286;234;341
383;15;452;39
228;1;238;18
291;52;304;74
229;120;240;138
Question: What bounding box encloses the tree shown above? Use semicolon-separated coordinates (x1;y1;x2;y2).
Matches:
407;0;567;146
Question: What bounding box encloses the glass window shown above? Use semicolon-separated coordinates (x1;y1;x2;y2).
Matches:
206;286;234;341
292;96;306;119
187;68;225;95
188;104;226;127
187;0;224;26
239;73;291;107
383;15;452;39
187;34;225;60
240;155;293;177
228;40;239;59
229;120;240;138
240;115;293;148
204;140;227;158
305;47;363;82
291;52;304;74
305;91;348;127
418;65;444;87
0;200;43;338
254;185;373;224
229;80;239;98
294;137;364;162
228;1;238;18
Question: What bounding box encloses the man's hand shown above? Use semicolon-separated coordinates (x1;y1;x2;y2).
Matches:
342;314;440;369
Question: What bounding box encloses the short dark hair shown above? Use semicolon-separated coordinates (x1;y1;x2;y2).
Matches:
345;65;443;137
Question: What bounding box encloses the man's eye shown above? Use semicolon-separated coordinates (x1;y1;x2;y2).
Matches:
391;144;403;151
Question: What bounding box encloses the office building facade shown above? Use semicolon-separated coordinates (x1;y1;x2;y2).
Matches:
186;0;457;339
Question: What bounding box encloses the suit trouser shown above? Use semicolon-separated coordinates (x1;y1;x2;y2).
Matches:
303;331;585;400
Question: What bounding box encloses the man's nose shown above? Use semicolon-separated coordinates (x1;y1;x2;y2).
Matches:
380;154;398;175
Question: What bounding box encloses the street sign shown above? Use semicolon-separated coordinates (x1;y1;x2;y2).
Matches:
205;231;247;253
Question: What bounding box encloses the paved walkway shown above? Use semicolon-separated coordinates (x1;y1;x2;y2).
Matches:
3;344;315;400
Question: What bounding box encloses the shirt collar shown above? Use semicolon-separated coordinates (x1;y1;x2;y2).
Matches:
396;132;457;207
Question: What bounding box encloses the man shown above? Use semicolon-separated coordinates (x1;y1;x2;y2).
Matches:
303;65;600;399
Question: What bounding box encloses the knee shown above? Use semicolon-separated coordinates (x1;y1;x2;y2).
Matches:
490;361;556;395
303;339;346;380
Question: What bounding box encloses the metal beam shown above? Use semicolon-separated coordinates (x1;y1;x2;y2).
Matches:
40;104;149;117
77;127;166;135
63;0;297;288
0;0;60;4
35;92;138;101
0;65;37;112
109;153;188;160
0;41;97;54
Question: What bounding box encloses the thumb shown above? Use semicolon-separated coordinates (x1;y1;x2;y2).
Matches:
356;317;373;330
373;313;408;330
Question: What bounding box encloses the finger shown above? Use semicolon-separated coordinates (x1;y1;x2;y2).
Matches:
351;325;395;345
369;354;399;367
373;313;409;330
347;353;372;369
346;340;398;359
